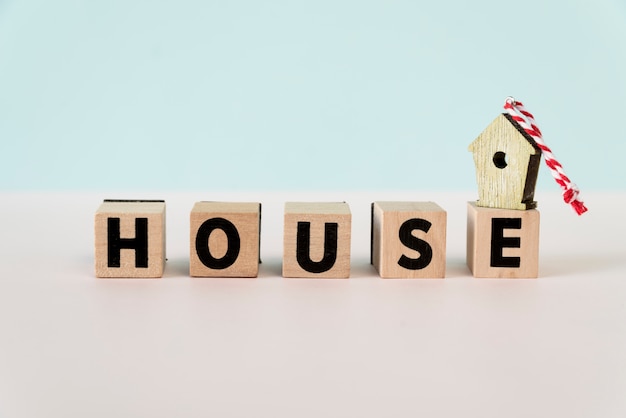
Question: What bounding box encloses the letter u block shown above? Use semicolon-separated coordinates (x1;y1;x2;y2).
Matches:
371;201;447;278
467;202;539;278
95;200;166;278
190;202;261;277
283;202;351;278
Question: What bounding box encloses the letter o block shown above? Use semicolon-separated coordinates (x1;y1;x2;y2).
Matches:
466;202;539;278
190;202;261;277
371;201;447;278
95;200;166;278
283;202;351;278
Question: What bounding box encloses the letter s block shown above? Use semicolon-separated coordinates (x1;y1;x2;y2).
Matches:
466;202;539;278
190;202;261;277
371;201;447;278
94;200;166;278
283;202;351;278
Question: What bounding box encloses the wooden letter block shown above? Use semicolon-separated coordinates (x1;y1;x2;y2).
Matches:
371;201;447;278
283;202;351;278
190;202;261;278
95;200;166;278
466;202;539;278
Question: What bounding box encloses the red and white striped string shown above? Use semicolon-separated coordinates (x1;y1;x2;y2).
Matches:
503;97;588;215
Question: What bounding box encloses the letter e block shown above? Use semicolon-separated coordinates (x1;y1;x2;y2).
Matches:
371;201;447;278
190;202;261;277
95;200;166;278
466;202;539;278
283;202;351;278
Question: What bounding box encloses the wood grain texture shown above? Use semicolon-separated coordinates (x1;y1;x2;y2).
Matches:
466;202;539;278
468;113;541;210
371;201;446;278
189;202;261;278
283;202;351;278
95;200;166;278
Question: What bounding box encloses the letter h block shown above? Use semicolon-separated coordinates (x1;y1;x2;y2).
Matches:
283;202;351;278
190;202;261;277
95;200;166;278
371;201;447;278
467;202;540;278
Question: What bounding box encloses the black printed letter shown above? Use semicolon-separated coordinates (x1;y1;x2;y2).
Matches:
397;218;433;270
195;218;241;269
491;218;522;268
296;222;338;273
107;217;149;268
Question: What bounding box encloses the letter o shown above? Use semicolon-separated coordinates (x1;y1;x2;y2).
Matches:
195;218;241;269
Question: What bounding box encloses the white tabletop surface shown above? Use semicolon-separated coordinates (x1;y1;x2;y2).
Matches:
0;191;624;418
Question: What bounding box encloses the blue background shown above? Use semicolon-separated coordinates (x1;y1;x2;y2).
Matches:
1;0;624;191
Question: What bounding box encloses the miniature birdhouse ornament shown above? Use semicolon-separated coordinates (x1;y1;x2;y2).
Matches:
469;97;588;215
468;113;541;210
467;98;587;278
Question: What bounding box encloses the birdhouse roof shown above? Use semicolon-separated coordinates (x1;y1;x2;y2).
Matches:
468;113;541;156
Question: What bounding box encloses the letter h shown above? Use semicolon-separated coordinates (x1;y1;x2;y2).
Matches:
107;217;149;268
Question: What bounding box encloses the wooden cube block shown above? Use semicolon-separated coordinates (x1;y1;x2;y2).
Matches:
283;202;351;278
371;201;447;278
190;202;261;277
466;202;539;278
95;200;166;278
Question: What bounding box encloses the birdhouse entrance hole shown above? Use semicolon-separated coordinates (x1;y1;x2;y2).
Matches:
493;151;508;169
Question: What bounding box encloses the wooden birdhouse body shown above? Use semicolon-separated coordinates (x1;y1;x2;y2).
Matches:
469;113;541;210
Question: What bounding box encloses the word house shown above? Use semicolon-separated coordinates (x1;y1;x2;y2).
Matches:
94;198;539;279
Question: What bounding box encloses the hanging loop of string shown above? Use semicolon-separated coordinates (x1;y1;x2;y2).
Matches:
503;97;588;215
